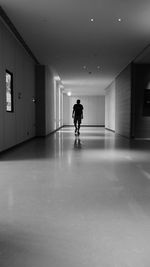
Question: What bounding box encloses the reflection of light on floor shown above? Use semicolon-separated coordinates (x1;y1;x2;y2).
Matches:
140;170;150;180
59;129;74;133
67;153;72;165
82;136;114;140
59;127;106;134
83;149;148;163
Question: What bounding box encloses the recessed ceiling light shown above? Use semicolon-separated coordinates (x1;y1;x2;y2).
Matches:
118;18;122;22
90;18;94;22
67;92;71;96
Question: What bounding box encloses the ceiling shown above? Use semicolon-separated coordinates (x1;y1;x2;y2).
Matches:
0;0;150;95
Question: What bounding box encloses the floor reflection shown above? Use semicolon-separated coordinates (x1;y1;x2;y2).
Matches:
0;127;150;267
74;137;82;150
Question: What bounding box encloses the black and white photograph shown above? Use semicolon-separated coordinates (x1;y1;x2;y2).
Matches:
0;0;150;266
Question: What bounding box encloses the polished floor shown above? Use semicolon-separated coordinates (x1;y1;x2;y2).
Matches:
0;127;150;267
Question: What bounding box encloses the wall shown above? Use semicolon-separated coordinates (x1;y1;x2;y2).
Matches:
132;64;150;138
46;67;63;134
0;19;35;152
63;94;70;125
115;64;132;138
45;66;55;134
36;65;63;136
105;81;116;131
63;95;105;126
105;63;150;139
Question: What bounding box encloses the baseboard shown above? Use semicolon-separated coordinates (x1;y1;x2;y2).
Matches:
105;127;115;133
47;125;64;135
134;138;150;140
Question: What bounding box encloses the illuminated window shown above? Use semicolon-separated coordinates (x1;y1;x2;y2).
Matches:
6;70;13;112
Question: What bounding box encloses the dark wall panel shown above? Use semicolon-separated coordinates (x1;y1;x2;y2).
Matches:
132;64;150;138
35;65;46;136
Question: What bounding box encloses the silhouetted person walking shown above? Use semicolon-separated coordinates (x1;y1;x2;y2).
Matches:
72;99;83;135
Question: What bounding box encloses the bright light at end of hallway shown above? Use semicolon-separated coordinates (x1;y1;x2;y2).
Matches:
67;92;72;96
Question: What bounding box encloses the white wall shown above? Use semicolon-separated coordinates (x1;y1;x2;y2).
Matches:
0;19;35;152
36;65;63;136
45;66;55;134
105;81;116;131
45;67;64;134
63;94;70;125
63;95;105;126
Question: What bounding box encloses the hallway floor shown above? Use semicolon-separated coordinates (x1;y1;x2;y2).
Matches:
0;127;150;267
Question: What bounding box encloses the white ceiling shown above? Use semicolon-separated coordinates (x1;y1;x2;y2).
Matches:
0;0;150;95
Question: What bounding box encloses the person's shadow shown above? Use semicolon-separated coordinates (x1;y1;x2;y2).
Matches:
74;137;82;150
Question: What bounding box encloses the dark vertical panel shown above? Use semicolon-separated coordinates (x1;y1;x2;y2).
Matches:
132;64;150;138
115;64;132;138
35;65;46;136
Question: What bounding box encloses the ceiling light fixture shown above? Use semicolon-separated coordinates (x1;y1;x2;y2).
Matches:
67;92;71;96
83;66;87;69
97;66;100;69
90;18;94;22
118;18;122;22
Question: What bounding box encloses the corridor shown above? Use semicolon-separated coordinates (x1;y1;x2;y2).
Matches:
0;127;150;267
